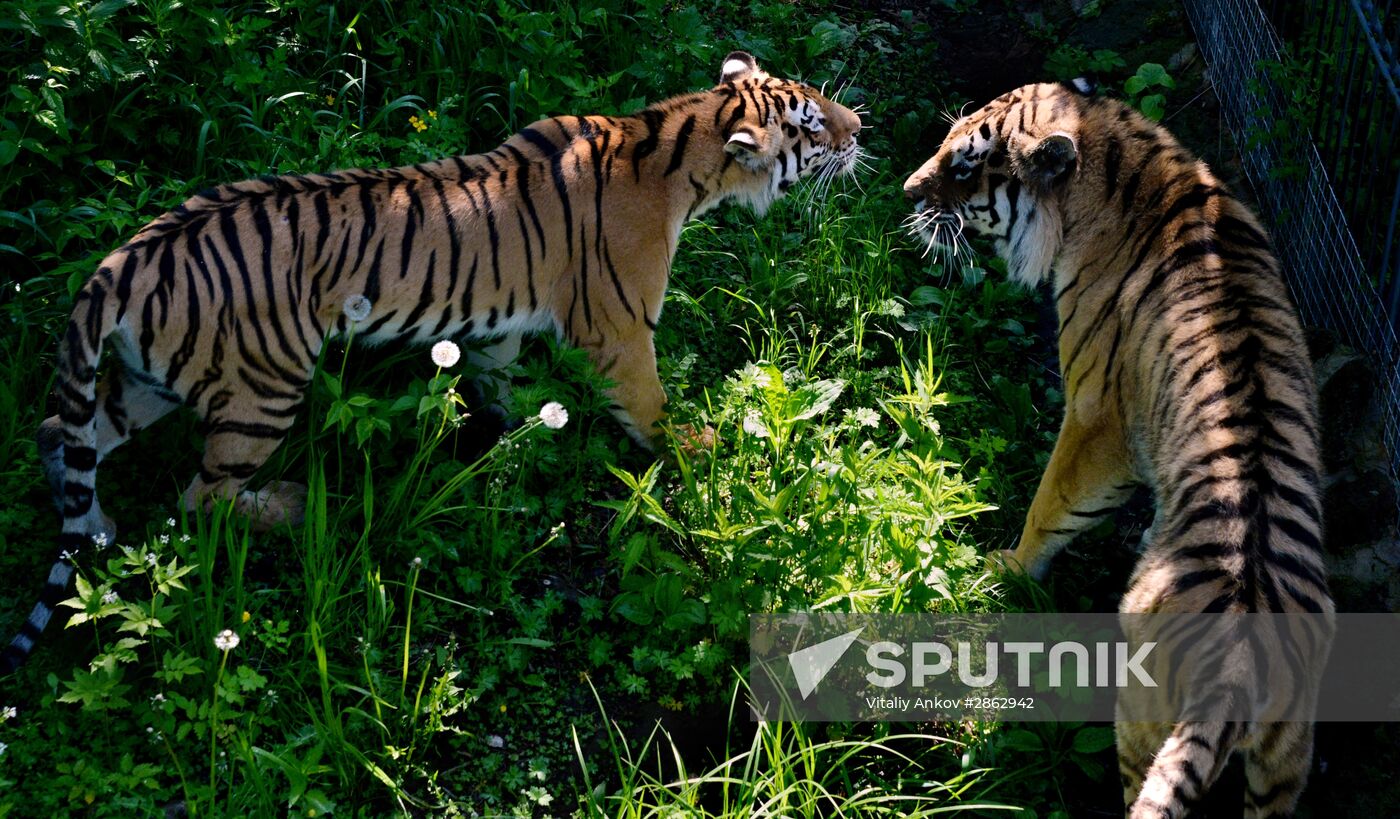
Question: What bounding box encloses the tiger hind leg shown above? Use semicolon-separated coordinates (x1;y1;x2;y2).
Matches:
181;413;305;531
37;365;181;537
1243;722;1312;819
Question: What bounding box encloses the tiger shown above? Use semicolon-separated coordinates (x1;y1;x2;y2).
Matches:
2;51;862;674
902;81;1334;818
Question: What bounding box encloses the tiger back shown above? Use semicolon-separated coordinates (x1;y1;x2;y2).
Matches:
2;51;861;674
902;82;1333;818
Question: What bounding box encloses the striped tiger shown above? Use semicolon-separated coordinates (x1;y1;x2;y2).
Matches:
902;81;1334;818
2;51;861;674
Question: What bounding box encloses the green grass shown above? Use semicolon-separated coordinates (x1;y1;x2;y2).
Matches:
0;1;1095;817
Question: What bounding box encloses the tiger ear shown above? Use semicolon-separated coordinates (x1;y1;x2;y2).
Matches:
725;128;770;167
1018;131;1078;187
720;51;765;83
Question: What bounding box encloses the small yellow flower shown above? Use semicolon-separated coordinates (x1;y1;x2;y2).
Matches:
241;610;251;623
499;703;507;713
427;109;437;119
324;94;334;105
85;793;95;805
408;114;427;133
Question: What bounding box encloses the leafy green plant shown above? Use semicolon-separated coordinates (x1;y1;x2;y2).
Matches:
1043;45;1126;82
1123;63;1175;121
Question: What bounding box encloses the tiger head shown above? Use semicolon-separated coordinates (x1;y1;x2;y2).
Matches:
709;51;863;215
902;82;1089;286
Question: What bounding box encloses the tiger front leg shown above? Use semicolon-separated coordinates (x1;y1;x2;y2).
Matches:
585;329;669;450
992;411;1135;580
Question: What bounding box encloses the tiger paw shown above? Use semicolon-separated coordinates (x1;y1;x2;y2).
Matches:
986;549;1028;576
238;481;308;531
674;423;716;457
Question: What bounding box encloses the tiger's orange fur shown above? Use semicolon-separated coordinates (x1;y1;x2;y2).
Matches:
3;52;860;673
903;82;1333;818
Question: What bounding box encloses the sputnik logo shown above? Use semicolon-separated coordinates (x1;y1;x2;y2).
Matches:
787;628;864;699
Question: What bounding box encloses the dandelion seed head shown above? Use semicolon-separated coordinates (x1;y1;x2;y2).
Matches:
487;734;505;748
411;556;423;569
430;340;461;368
214;629;240;652
342;294;372;323
538;401;568;430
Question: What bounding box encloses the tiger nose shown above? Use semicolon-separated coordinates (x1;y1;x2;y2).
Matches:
902;171;930;201
902;155;939;201
829;104;862;142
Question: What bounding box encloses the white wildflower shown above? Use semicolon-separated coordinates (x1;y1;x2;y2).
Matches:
180;534;191;543
213;629;240;652
411;556;423;569
159;534;170;545
165;517;176;528
740;363;771;389
487;735;505;749
1;706;15;720
151;693;166;704
145;552;157;566
430;340;461;368
782;367;803;386
847;407;880;428
342;294;372;323
538;401;569;430
742;410;768;438
60;549;76;562
91;532;108;548
101;590;118;605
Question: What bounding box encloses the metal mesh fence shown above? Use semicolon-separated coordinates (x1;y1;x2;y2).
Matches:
1184;0;1400;498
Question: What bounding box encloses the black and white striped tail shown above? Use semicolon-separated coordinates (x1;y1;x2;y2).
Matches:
1;558;77;674
4;284;110;675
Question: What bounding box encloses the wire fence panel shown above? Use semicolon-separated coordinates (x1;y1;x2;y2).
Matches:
1185;0;1400;503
